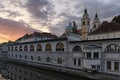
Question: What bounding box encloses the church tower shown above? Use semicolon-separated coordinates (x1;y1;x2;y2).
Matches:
81;8;90;40
92;12;101;31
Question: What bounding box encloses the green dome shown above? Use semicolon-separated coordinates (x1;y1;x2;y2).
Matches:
65;22;73;31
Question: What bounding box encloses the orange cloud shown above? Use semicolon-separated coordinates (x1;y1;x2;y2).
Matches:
0;18;40;43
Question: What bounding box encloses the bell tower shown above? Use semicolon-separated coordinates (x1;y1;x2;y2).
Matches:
92;12;101;31
81;8;90;40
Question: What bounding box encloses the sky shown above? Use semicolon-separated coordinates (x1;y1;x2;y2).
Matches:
0;0;120;43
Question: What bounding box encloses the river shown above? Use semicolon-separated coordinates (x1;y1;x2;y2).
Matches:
0;60;92;80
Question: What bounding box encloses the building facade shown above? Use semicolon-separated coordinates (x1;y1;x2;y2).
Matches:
3;8;120;76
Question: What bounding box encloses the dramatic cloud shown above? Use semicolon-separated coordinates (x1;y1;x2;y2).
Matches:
0;17;40;42
0;0;120;42
25;0;55;27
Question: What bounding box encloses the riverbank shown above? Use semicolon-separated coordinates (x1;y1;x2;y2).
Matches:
1;58;119;80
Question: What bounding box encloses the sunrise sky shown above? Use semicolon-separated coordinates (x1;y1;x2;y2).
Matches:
0;0;120;43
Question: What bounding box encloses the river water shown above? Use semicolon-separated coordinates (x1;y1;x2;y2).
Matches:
0;60;92;80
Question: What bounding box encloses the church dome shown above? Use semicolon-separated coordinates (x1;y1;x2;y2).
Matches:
65;22;73;32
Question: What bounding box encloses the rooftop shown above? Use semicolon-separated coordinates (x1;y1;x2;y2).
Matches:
15;32;58;42
89;22;120;35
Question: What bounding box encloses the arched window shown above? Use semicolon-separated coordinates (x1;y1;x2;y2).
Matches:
46;57;50;62
58;58;62;64
25;55;27;59
56;43;64;51
15;46;17;51
105;44;120;52
72;46;81;52
30;45;34;51
24;45;28;51
38;56;41;61
37;44;42;51
45;43;52;51
19;46;22;51
31;56;34;60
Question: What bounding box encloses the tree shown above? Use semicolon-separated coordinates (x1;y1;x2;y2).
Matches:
112;15;120;23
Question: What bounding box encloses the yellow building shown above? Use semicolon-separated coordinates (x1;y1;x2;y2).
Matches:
81;8;90;40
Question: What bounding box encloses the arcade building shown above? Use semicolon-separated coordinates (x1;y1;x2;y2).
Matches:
6;8;120;75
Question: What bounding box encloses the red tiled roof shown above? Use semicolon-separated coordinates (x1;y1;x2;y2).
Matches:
89;22;120;35
16;32;58;41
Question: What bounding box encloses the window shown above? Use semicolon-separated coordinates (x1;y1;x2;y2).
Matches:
86;52;91;58
12;54;13;57
46;57;50;62
25;55;27;59
11;46;14;51
97;65;100;70
37;44;42;51
15;55;17;58
31;56;34;60
58;58;62;64
91;65;100;70
83;52;85;57
45;43;52;51
93;52;99;58
107;61;111;70
72;46;81;52
78;59;81;66
30;45;34;51
92;65;96;69
114;62;119;71
88;21;89;25
74;59;76;65
24;45;28;51
8;47;10;51
20;55;22;58
15;46;17;51
19;46;22;51
38;56;41;61
56;43;64;51
83;21;85;25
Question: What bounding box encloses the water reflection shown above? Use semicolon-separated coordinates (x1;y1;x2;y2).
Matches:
0;61;90;80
